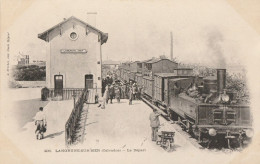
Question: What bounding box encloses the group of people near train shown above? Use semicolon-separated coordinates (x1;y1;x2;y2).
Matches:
98;75;143;109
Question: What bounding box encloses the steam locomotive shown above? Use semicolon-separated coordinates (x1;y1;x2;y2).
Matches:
118;60;252;148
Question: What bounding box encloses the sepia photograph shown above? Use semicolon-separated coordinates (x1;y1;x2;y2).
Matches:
1;0;260;163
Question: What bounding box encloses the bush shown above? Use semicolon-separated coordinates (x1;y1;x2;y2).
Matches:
12;65;46;81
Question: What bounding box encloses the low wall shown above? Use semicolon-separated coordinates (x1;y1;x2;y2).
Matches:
16;81;46;88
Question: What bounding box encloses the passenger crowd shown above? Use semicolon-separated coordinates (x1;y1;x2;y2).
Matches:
98;75;143;109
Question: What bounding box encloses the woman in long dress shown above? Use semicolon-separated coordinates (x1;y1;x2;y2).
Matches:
98;86;109;109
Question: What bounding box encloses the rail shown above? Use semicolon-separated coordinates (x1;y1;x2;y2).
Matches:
65;88;89;146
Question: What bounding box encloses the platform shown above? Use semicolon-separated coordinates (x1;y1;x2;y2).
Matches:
3;90;236;164
81;99;197;152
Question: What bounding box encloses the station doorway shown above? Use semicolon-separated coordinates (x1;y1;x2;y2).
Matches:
85;74;93;89
54;75;63;97
54;75;63;89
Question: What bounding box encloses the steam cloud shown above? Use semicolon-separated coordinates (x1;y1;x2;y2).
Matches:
206;29;226;68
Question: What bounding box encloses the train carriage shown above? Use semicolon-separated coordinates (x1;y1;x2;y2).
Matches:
153;71;203;106
135;73;143;87
142;76;154;99
154;73;177;105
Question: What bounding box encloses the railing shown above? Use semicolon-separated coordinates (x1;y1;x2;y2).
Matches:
41;88;85;101
65;88;89;146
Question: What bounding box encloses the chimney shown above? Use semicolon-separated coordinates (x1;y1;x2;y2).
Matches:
87;12;97;27
170;32;173;60
217;69;226;94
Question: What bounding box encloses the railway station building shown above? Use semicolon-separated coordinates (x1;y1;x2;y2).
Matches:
38;16;108;97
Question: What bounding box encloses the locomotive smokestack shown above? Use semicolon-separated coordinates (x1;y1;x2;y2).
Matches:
217;69;226;94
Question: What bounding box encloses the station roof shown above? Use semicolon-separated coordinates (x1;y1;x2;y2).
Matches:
146;58;178;64
141;58;153;63
38;16;108;44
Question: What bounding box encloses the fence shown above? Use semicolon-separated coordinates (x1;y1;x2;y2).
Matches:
65;88;89;146
41;88;85;101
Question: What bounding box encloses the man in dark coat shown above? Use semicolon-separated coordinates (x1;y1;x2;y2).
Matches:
108;85;115;104
129;86;133;105
132;83;138;100
114;85;121;103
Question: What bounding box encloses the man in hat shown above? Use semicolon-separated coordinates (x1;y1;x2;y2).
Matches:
129;84;133;105
121;82;127;99
132;83;138;100
108;84;115;104
114;84;121;103
149;108;161;141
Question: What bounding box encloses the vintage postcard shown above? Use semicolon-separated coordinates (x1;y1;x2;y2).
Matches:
1;0;260;163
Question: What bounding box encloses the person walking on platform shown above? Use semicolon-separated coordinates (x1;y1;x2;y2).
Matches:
121;83;126;99
137;85;142;100
125;82;129;99
35;107;47;140
129;86;133;105
98;86;108;109
132;83;138;100
114;85;121;103
108;84;115;104
149;108;161;141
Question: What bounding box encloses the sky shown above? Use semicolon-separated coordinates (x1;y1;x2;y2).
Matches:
2;0;260;68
